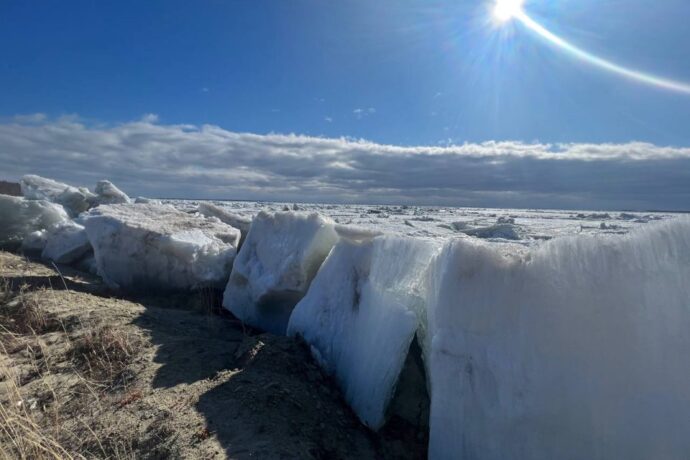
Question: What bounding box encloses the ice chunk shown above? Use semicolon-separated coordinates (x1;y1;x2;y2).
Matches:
426;218;690;460
223;211;339;334
21;230;48;253
134;196;161;205
0;195;69;250
461;223;522;240
41;221;91;264
92;180;131;205
21;174;94;217
288;236;440;429
84;203;240;291
197;202;252;246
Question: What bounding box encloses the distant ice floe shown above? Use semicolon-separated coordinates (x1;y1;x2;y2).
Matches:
222;211;339;334
84;203;240;291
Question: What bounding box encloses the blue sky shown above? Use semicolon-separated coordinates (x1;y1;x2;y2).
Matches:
2;0;690;209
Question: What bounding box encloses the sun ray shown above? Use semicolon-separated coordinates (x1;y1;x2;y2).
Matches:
493;1;690;94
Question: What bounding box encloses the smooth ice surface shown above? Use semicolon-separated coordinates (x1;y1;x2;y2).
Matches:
0;195;69;250
93;180;131;205
426;218;690;460
288;236;440;429
42;221;91;264
84;203;240;291
21;174;94;217
223;211;339;335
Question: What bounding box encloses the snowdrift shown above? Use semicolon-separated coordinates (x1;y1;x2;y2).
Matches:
0;195;69;250
288;235;440;429
223;211;339;335
426;218;690;460
84;203;240;291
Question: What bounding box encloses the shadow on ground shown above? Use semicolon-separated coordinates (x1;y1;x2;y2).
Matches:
7;255;428;459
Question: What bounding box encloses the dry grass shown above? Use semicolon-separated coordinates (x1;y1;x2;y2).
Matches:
70;325;140;385
0;276;142;459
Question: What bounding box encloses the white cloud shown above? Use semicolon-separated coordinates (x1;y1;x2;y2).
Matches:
325;116;333;123
0;115;689;210
353;107;376;119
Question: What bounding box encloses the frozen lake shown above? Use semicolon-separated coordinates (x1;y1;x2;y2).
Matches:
168;199;675;247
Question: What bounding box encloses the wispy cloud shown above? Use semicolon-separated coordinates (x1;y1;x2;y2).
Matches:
1;115;689;210
325;116;333;123
353;107;376;119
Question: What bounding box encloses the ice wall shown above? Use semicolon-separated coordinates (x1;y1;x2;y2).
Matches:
223;211;339;335
426;218;690;460
288;235;440;429
84;203;240;291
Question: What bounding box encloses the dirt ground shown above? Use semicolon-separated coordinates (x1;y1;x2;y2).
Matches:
0;251;427;459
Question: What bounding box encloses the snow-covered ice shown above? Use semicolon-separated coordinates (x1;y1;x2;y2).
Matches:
460;222;523;240
223;211;339;334
83;203;240;291
21;174;95;217
0;195;69;250
166;199;674;245
288;235;440;429
41;221;92;264
92;180;131;205
425;218;690;460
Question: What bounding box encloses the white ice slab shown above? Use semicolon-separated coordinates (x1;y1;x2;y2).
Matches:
84;203;240;291
92;180;131;205
223;211;339;334
21;174;94;217
42;221;91;264
197;202;252;246
426;218;690;460
288;235;440;429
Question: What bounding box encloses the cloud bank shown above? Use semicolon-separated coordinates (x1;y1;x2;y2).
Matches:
1;114;690;210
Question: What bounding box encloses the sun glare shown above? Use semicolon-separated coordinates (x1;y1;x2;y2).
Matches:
493;0;524;23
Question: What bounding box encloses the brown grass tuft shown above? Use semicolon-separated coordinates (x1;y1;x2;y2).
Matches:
70;326;140;385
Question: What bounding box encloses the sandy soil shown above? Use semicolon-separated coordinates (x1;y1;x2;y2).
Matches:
0;251;426;459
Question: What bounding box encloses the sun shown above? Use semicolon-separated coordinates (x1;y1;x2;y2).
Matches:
493;0;524;23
